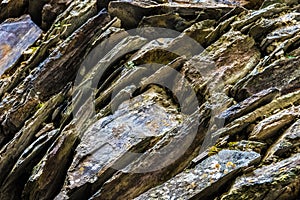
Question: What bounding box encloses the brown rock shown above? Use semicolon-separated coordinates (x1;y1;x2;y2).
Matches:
264;119;300;162
217;88;279;125
249;106;300;141
0;0;27;22
108;0;234;28
41;0;72;30
33;10;111;100
232;56;300;101
88;107;211;200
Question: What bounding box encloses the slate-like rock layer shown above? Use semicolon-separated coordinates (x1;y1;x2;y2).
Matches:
0;0;299;199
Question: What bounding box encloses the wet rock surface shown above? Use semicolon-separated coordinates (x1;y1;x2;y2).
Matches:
58;87;183;199
135;150;261;200
221;153;300;200
0;0;299;200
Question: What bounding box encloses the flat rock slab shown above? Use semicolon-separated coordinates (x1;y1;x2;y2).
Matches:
225;140;267;154
261;23;300;53
249;105;300;141
59;87;182;198
231;3;289;30
135;150;260;199
0;15;42;76
217;88;279;125
108;0;234;28
232;56;300;101
222;152;300;200
182;30;260;95
264;119;300;162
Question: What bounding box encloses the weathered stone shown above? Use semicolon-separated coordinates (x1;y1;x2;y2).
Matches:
247;12;300;42
0;15;42;76
135;150;260;200
139;57;202;114
129;38;181;66
0;10;111;149
196;0;263;9
212;90;300;141
0;0;27;21
221;153;300;200
0;89;40;146
183;30;260;94
23;88;101;200
108;0;234;28
91;26;207;114
0;1;299;200
192;138;266;166
204;15;236;46
232;3;289;30
45;0;98;38
108;0;157;28
217;88;279;125
33;10;111;100
0;89;67;185
22;125;79;200
92;35;149;108
129;20;215;66
253;33;300;76
249;106;300;141
138;12;195;32
264;119;300;162
41;0;72;30
0;0;99;100
57;86;182;199
216;6;246;24
74;25;128;99
261;23;300;53
260;0;298;8
0;127;58;200
88;106;211;200
182;19;216;47
232;56;300;101
226;140;267;154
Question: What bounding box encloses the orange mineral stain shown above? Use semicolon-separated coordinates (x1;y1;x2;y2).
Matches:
0;44;12;74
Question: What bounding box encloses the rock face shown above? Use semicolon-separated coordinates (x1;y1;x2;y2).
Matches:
221;153;300;200
0;15;42;76
0;0;27;22
0;0;299;200
135;150;261;200
57;87;183;199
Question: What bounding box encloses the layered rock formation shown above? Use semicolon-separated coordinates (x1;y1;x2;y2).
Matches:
0;0;299;199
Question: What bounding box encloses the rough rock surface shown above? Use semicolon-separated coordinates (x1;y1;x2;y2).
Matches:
0;0;299;199
0;15;42;76
221;153;300;200
135;150;261;200
0;0;27;21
